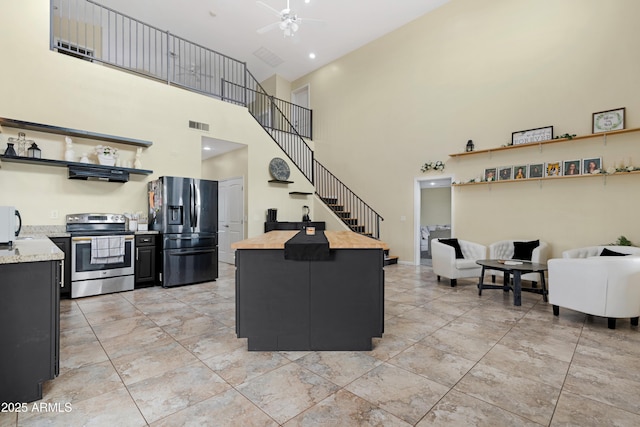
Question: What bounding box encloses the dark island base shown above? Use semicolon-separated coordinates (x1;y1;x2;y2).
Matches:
1;261;60;404
236;248;384;351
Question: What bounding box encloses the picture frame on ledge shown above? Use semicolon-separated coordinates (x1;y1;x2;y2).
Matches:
583;157;602;174
512;126;554;145
563;159;581;176
513;165;527;179
545;161;561;177
498;166;512;181
528;163;544;178
592;107;625;133
484;167;497;182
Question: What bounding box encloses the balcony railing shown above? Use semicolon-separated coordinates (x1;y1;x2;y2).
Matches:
50;0;311;139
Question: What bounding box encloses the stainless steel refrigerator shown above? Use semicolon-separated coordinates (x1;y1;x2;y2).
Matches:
148;176;218;287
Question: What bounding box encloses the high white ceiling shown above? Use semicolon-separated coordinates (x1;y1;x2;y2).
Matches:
96;0;449;159
98;0;449;83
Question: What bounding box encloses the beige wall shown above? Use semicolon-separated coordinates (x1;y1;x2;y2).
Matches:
421;187;451;226
292;0;640;260
0;0;308;237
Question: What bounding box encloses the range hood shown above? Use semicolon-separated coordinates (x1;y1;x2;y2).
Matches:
68;165;130;182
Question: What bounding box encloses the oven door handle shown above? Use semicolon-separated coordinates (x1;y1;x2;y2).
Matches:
72;236;134;241
168;249;216;256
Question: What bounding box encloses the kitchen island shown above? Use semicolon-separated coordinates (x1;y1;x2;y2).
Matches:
232;230;388;351
1;238;63;403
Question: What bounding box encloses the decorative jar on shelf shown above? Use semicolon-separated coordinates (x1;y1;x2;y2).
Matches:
97;154;116;166
95;145;118;166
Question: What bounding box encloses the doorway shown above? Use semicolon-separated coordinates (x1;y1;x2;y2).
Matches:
414;176;453;266
291;84;310;137
218;177;244;264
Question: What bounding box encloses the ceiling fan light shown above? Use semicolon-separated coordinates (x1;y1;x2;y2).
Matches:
279;21;287;30
291;22;299;32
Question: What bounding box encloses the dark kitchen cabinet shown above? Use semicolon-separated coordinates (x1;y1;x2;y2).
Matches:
135;234;157;287
50;237;71;297
0;260;60;403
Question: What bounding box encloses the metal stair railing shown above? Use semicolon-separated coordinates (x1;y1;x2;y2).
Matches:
239;73;384;239
314;161;383;239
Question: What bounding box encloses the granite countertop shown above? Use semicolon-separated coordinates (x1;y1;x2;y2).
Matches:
232;230;389;250
0;238;64;265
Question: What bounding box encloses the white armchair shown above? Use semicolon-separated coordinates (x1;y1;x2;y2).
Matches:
548;246;640;329
487;240;550;283
431;238;487;287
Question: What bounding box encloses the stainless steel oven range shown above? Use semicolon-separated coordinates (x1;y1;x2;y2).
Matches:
66;213;135;298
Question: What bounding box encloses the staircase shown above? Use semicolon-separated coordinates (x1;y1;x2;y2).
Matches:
320;197;369;235
320;196;396;265
242;71;386;242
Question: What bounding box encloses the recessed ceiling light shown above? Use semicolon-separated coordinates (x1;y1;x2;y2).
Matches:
305;0;311;3
308;52;316;59
203;146;212;151
430;182;435;186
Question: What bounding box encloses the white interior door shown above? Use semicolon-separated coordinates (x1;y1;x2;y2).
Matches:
218;177;244;264
291;84;310;136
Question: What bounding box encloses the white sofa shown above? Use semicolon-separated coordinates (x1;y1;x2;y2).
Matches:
548;246;640;329
562;245;640;258
487;240;550;283
431;238;487;287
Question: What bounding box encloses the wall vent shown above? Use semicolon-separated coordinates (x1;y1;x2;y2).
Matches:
189;120;210;132
55;39;94;62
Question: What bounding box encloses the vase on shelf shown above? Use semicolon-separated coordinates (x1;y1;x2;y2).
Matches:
134;147;142;169
4;142;17;156
64;136;75;161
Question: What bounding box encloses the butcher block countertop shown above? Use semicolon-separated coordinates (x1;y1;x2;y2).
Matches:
232;230;389;250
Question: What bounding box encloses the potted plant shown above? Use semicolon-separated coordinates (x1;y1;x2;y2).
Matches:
95;145;118;166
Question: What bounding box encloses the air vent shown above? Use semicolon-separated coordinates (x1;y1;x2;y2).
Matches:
189;120;210;132
253;46;284;68
55;39;94;62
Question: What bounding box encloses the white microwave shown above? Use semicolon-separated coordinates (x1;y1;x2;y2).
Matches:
0;206;22;245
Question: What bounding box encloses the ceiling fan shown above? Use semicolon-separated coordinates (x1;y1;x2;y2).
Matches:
256;0;322;37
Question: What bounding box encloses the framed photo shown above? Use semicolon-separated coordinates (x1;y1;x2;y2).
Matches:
513;165;527;179
528;163;544;178
545;161;561;177
583;157;602;174
563;159;581;176
512;126;554;145
484;167;497;182
593;107;625;133
498;166;512;181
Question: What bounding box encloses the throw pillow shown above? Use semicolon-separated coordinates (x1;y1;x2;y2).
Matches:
439;238;465;259
513;240;540;261
600;248;628;256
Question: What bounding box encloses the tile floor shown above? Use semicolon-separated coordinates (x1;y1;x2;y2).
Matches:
2;263;640;426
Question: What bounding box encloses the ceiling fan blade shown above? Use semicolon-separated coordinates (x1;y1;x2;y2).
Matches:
256;1;282;18
257;21;281;34
297;17;325;25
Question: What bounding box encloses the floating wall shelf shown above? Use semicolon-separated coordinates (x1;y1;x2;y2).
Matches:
448;127;640;158
0;117;153;147
268;179;294;184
